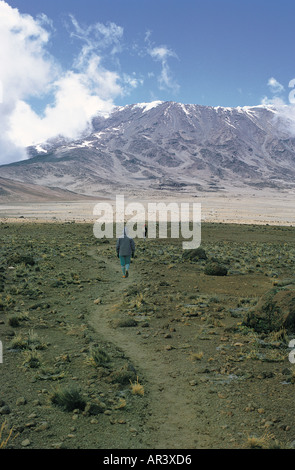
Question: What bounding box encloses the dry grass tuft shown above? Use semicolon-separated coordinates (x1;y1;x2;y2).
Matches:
0;421;18;448
246;432;276;449
130;376;144;396
189;351;204;361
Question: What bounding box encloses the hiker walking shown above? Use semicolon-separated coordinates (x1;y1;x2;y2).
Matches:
116;226;135;278
143;224;147;239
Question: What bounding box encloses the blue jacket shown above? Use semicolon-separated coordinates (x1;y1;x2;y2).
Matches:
116;232;135;257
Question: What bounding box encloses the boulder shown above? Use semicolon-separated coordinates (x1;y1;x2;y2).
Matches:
182;247;207;262
204;261;228;276
244;285;295;333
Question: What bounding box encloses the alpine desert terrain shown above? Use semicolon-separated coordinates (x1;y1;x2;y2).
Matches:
1;221;295;450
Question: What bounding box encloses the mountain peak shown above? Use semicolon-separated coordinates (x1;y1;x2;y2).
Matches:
0;100;294;196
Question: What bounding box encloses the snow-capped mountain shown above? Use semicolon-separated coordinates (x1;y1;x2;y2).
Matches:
1;101;295;196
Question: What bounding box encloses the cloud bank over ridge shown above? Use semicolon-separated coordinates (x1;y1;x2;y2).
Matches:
0;1;131;164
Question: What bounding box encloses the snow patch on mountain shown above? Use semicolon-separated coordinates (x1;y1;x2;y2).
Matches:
133;101;163;112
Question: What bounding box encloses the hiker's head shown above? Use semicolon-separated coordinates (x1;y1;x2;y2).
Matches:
120;226;128;237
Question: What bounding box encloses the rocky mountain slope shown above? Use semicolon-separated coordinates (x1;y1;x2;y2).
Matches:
0;101;294;196
0;176;95;203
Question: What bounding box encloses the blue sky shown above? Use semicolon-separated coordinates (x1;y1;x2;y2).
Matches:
6;0;295;107
1;0;295;162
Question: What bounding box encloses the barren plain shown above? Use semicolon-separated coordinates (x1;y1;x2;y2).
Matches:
0;191;295;450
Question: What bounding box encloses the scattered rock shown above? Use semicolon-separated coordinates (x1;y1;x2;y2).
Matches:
245;404;255;412
189;380;198;386
16;397;27;406
25;421;36;428
52;442;66;449
129;427;138;434
264;421;274;428
32;399;41;406
204;261;228;276
21;439;31;447
84;402;106;415
0;405;11;415
35;422;50;432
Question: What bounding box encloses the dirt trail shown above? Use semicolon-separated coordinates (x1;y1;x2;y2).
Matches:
88;247;211;449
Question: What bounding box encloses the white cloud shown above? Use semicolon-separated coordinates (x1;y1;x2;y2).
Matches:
149;46;179;93
69;15;123;54
262;77;287;107
261;84;295;137
267;77;285;95
0;3;139;164
261;95;286;107
149;46;176;62
123;73;144;90
144;33;179;94
0;1;57;163
69;14;124;69
9;70;116;147
0;3;56;104
274;102;295;137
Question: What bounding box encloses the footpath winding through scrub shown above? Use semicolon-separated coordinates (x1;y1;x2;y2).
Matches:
87;238;295;449
89;248;213;448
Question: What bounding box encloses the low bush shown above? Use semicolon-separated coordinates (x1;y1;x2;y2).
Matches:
50;385;86;412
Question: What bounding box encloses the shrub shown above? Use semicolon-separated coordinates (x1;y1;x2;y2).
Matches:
22;349;42;369
50;385;86;412
115;318;138;328
86;346;111;367
8;316;20;327
7;254;35;266
10;330;47;351
0;274;5;293
111;365;137;385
